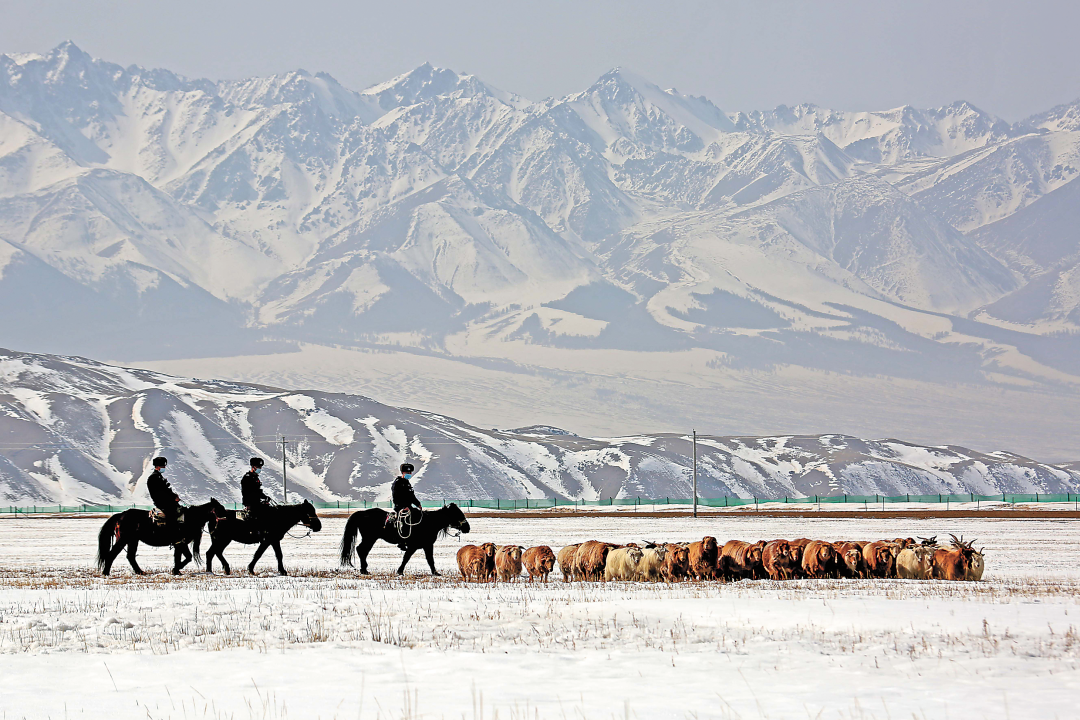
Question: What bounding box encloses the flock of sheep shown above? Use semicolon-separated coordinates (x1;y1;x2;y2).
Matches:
456;534;985;583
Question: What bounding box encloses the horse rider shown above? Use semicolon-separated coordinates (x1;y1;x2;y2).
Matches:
391;462;423;547
241;457;271;529
146;456;183;538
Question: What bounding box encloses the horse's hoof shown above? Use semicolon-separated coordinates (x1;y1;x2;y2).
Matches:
171;569;181;576
278;571;288;576
358;570;369;576
432;571;441;577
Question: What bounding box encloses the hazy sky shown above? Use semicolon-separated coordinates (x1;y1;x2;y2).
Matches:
3;0;1078;121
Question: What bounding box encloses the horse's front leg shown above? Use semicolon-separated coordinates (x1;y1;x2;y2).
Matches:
126;539;144;575
248;541;270;575
272;541;287;576
397;546;418;575
423;545;440;576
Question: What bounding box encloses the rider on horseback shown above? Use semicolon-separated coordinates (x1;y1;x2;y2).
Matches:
242;458;271;529
146;457;183;540
391;462;422;549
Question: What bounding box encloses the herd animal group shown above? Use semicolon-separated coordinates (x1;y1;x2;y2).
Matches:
455;535;985;583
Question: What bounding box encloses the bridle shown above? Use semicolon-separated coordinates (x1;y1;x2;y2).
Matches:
446;515;468;541
286;505;318;539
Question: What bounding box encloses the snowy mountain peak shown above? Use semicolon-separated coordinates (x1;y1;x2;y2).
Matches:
217;69;377;122
1025;98;1080;132
565;67;736;155
728;100;1014;163
0;42;1079;403
360;62;512;113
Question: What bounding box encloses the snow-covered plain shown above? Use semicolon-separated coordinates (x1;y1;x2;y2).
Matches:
0;514;1077;719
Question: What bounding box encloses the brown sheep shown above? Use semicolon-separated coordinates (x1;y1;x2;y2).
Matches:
660;543;689;581
787;538;812;578
574;540;614;582
862;541;897;578
495;545;524;582
687;536;719;580
834;542;865;578
522;546;557;583
457;542;497;582
762;540;796;580
801;541;836;578
721;540;766;579
557;544;580;582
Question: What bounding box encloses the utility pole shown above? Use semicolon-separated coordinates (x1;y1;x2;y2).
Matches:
693;429;698;519
280;436;289;503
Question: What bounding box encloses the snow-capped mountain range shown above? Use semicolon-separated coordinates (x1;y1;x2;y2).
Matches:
1;42;1078;370
1;348;1075;504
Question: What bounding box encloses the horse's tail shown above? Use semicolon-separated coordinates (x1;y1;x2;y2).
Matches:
339;511;364;567
96;513;122;571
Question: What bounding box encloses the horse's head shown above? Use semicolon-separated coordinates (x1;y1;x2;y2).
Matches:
206;497;227;523
446;502;470;534
301;499;323;532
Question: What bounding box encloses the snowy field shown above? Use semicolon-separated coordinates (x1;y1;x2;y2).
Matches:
0;515;1078;719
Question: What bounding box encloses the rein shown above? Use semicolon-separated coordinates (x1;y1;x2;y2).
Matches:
284;505;317;539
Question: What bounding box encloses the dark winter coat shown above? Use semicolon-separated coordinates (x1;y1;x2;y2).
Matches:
392;476;421;511
147;469;179;512
241;470;270;508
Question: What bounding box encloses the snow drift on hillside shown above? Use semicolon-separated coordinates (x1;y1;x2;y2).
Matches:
0;348;1075;504
1;42;1079;411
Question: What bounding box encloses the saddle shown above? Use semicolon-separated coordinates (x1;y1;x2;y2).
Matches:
149;508;185;525
150;508;186;547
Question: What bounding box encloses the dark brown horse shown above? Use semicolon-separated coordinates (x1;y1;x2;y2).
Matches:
96;499;225;575
205;500;322;575
339;504;470;575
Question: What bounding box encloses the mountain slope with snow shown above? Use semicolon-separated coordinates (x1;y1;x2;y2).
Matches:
1;43;1080;438
0;348;1075;505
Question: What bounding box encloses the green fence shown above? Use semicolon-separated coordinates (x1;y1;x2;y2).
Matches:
2;492;1078;515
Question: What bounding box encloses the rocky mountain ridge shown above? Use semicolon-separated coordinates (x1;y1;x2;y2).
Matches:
1;43;1078;372
0;348;1076;504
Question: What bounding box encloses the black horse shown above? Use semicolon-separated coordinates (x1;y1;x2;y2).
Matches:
96;499;226;576
339;503;470;575
205;500;322;575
